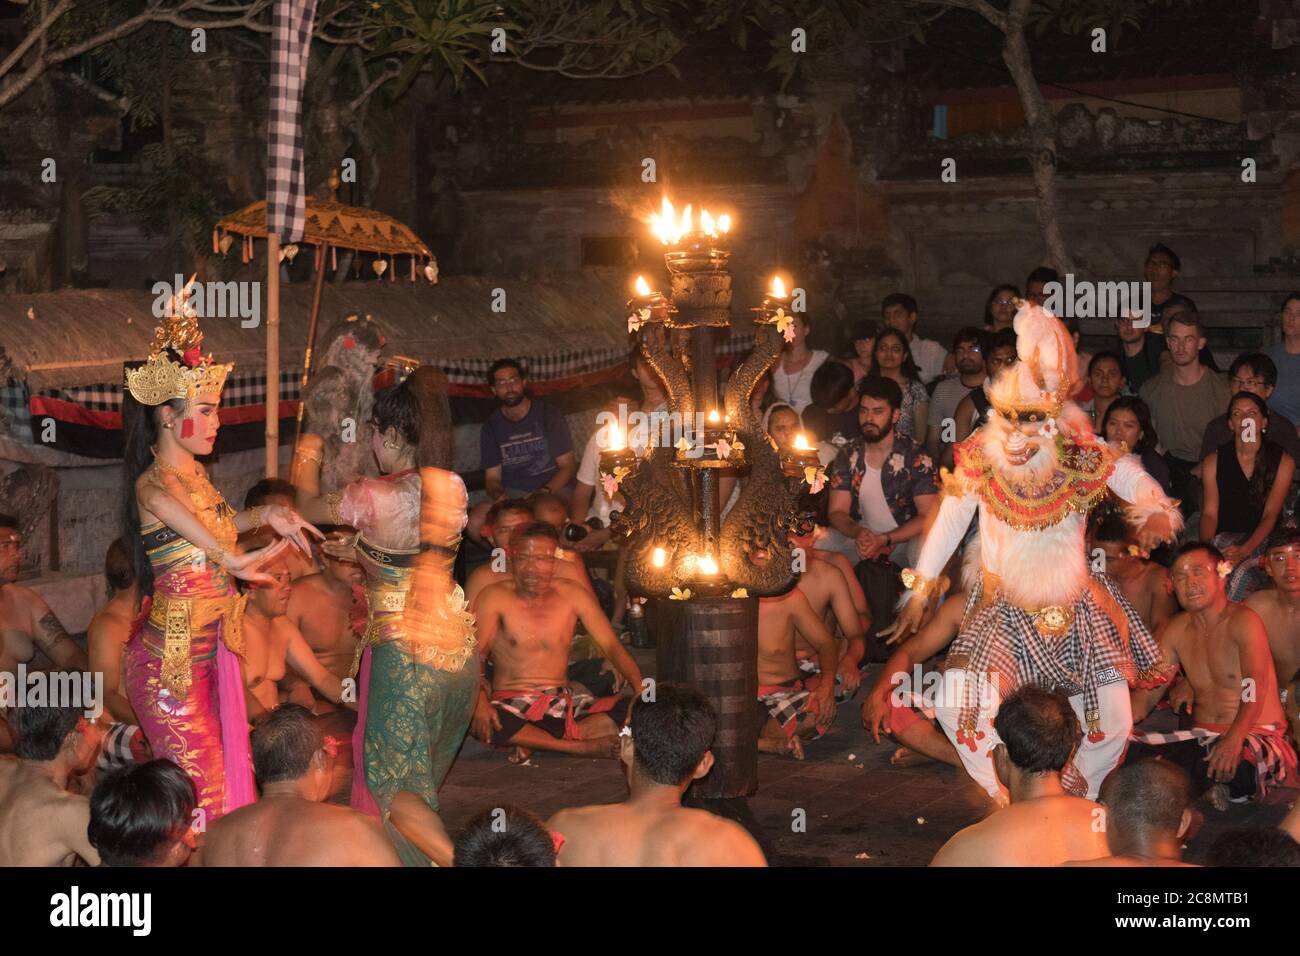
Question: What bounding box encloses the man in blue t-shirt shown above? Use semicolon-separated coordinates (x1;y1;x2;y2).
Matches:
1267;293;1300;426
467;358;576;545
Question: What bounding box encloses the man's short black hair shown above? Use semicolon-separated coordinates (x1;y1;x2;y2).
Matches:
881;292;917;315
993;686;1079;775
1147;242;1181;272
88;760;196;867
631;684;717;786
1088;350;1124;376
512;520;560;547
951;326;986;353
1090;511;1131;545
105;536;136;595
486;497;534;527
1172;540;1225;567
856;374;903;412
1266;527;1300;553
1206;827;1300;867
1228;352;1278;389
12;694;83;761
0;513;16;530
244;477;296;509
1099;758;1190;847
454;806;557;866
487;358;525;384
1025;266;1059;289
809;360;856;410
988;328;1018;354
250;704;321;787
1283;292;1300;312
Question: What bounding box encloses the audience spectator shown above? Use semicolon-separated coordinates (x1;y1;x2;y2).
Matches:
455;805;557;867
86;537;140;727
468;358;576;545
1267;292;1300;425
548;686;766;866
1083;350;1127;428
1100;396;1174;498
772;313;829;413
1066;759;1194;867
1089;512;1175;634
846;320;881;385
881;293;947;385
828;376;938;636
1145;242;1198;328
953;328;1018;446
930;686;1109;866
984;284;1021;331
1244;529;1300;748
1139;311;1232;513
88;760;198;867
1200;392;1295;600
1024;266;1059;307
0;515;90;680
869;328;930;444
1114;310;1169;393
1200;352;1300;462
802;360;859;446
763;403;803;453
928;327;988;464
243;477;316;580
1206;827;1300;867
1063;315;1094;401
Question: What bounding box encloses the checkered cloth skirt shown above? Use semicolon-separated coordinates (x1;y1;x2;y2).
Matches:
1131;724;1297;799
946;571;1159;743
758;681;814;740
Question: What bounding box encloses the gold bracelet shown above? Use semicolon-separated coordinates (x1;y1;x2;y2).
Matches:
326;492;344;526
247;505;266;533
901;568;941;599
204;546;229;569
296;447;323;466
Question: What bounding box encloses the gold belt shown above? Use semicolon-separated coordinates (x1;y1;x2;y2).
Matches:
977;569;1075;638
350;588;411;676
146;592;249;698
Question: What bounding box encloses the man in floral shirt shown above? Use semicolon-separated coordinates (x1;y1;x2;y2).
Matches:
828;376;940;566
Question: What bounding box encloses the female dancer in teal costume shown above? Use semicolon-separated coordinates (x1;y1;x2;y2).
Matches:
296;367;477;865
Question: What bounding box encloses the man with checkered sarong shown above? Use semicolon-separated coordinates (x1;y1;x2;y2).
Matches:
1129;542;1297;809
883;302;1183;803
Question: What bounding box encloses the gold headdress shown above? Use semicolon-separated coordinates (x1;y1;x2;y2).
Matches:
124;275;233;406
986;299;1078;422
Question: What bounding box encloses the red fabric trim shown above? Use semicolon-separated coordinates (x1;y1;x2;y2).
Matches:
28;396;300;430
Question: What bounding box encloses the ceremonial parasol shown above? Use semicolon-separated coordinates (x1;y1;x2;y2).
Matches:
214;169;437;475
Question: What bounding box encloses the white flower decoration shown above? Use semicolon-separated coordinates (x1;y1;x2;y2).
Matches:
1217;560;1232;578
888;453;905;472
1040;419;1059;438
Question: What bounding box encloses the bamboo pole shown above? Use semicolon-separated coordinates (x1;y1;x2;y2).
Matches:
290;241;329;484
266;232;280;478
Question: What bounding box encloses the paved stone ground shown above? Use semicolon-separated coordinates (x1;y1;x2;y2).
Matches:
428;651;1295;866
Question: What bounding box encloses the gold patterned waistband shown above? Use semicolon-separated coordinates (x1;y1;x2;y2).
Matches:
366;588;409;613
146;591;248;698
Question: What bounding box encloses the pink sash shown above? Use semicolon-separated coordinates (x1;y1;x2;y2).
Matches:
216;640;256;813
350;645;381;819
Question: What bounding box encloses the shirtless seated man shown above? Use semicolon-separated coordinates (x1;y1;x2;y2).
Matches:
1130;542;1297;810
1064;758;1196;867
548;685;766;866
930;686;1108;866
789;530;868;700
471;522;642;760
1244;530;1300;746
0;697;103;866
240;478;317;580
466;498;595;610
88;760;199;867
0;517;90;751
280;533;366;715
197;705;399;866
756;585;839;759
862;591;968;770
1090;512;1176;634
239;561;353;723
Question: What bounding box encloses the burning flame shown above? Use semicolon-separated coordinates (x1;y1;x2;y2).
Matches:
607;421;625;451
634;275;652;297
769;276;788;299
648;197;734;244
793;432;813;451
696;555;719;575
708;409;721;423
652;547;666;568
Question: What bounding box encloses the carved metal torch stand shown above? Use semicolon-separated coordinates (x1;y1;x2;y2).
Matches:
603;212;819;805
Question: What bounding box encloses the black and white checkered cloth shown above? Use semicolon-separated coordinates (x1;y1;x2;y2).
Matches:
1130;724;1297;799
0;377;31;441
267;0;318;243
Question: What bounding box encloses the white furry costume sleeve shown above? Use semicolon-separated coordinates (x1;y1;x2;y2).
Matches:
1107;453;1185;534
903;491;979;602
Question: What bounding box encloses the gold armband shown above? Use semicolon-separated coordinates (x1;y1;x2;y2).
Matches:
327;491;344;526
901;568;945;599
296;447;323;466
247;505;266;533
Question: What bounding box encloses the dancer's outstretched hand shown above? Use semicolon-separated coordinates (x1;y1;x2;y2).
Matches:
879;597;925;645
263;504;325;556
224;538;290;586
1136;511;1176;551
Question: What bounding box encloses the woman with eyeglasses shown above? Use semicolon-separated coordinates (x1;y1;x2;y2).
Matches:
983;284;1021;332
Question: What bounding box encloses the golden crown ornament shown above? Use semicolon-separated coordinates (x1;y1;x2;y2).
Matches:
124;274;232;407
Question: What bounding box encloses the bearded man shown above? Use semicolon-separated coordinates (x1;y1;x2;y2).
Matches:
885;303;1182;802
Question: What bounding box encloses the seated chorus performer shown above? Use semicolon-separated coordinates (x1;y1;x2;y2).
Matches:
120;295;322;818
